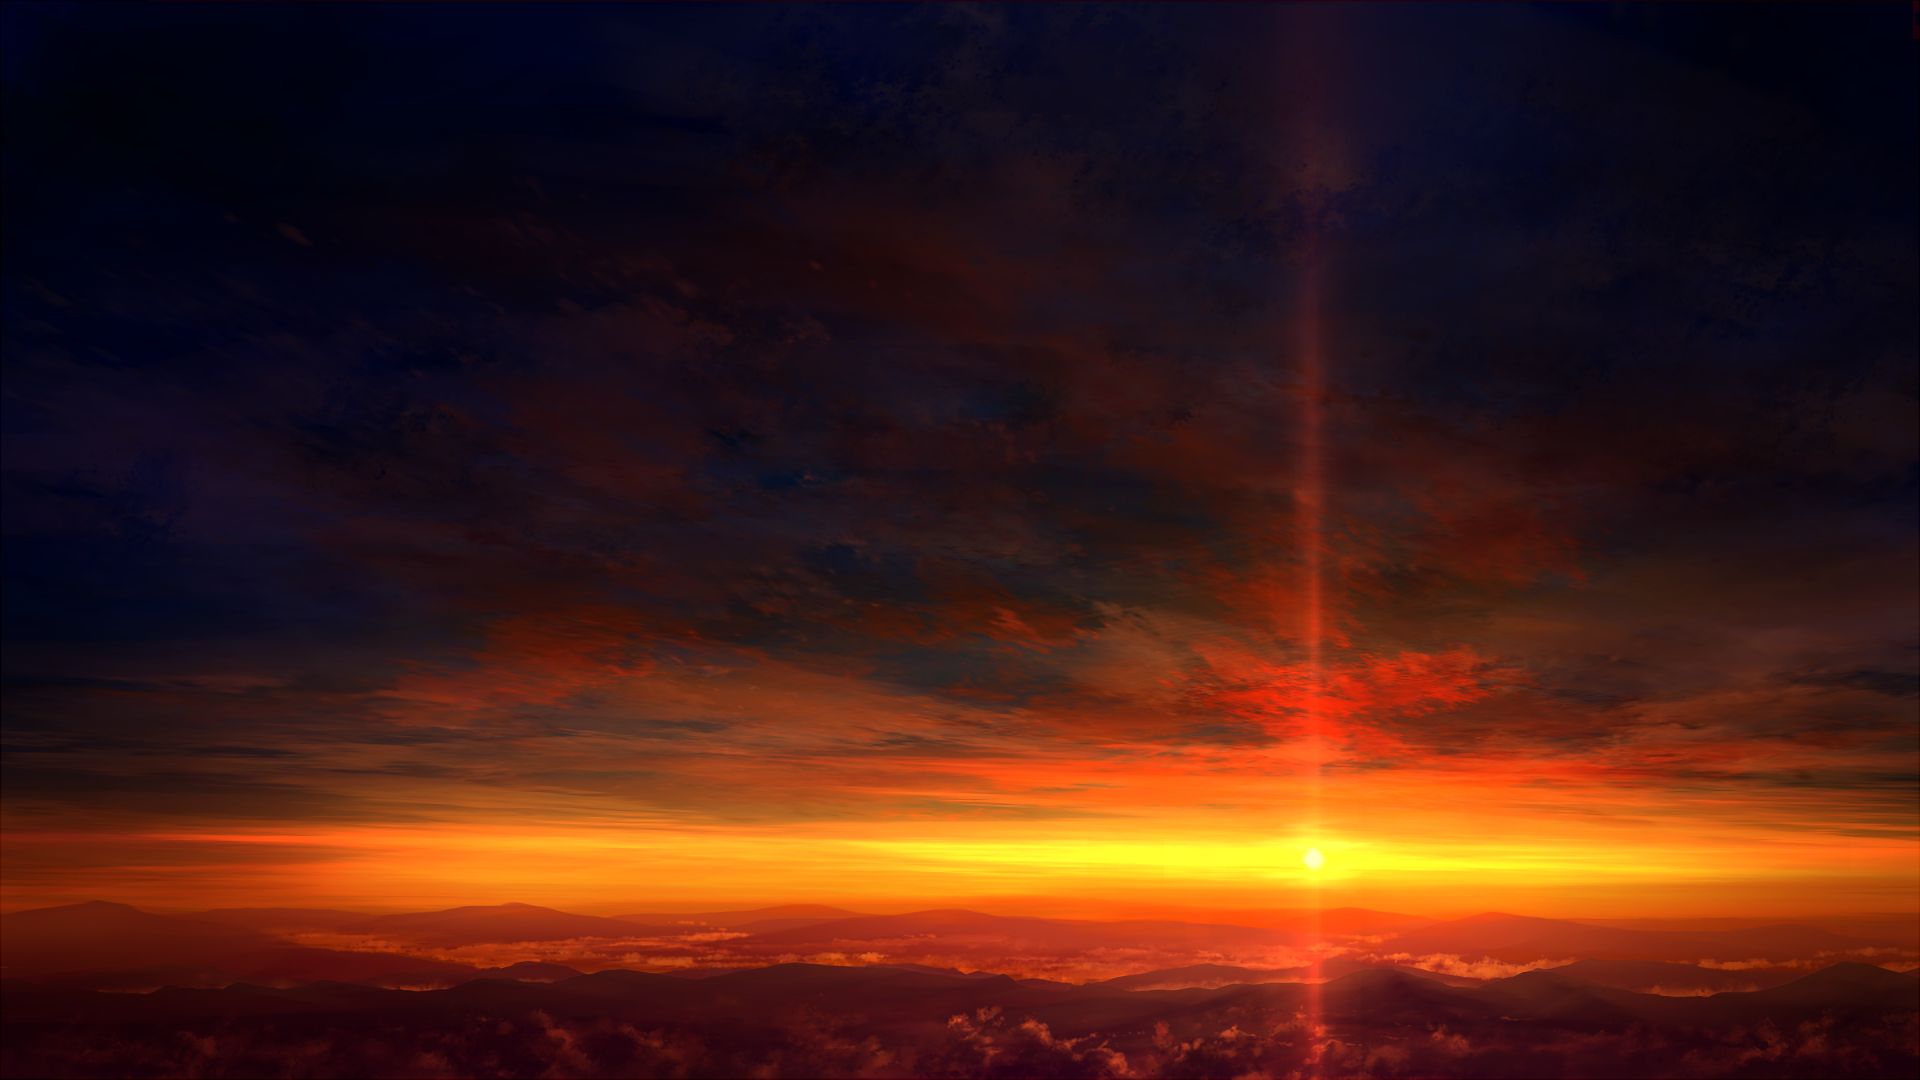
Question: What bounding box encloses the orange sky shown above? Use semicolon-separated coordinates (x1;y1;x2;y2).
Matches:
6;726;1915;917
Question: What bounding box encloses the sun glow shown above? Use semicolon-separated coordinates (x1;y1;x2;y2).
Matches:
1302;846;1325;871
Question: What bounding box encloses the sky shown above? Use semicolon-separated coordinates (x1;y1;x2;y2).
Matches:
2;3;1915;918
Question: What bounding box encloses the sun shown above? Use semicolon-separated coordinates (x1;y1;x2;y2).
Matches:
1302;847;1325;871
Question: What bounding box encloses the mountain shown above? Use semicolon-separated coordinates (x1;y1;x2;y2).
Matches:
193;907;374;933
3;961;1914;1078
1095;962;1304;991
346;903;659;946
1475;967;1655;1030
1577;913;1920;950
0;901;274;977
1317;966;1504;1026
611;905;863;932
227;948;479;988
0;901;555;989
738;908;1295;953
1698;961;1920;1022
1473;960;1920;1034
1380;911;1868;962
1094;957;1488;992
1253;906;1436;937
1541;957;1799;995
1066;906;1432;937
468;961;583;983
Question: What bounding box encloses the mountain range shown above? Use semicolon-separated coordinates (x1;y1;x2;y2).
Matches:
3;899;1915;1077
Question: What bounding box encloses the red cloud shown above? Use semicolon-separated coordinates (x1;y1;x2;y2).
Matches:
1188;642;1503;754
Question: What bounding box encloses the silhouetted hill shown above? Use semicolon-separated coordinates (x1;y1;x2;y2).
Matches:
469;961;582;982
740;908;1294;953
1382;911;1869;962
194;907;374;933
1095;962;1302;991
1094;957;1486;991
226;947;478;988
347;902;659;945
1477;967;1650;1029
695;962;1023;1013
612;904;863;932
0;902;505;988
1319;966;1502;1027
3;960;1915;1078
1709;961;1920;1021
1545;957;1797;994
0;901;275;977
1306;907;1438;936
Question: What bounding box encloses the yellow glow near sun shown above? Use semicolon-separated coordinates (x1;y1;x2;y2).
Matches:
20;815;1906;917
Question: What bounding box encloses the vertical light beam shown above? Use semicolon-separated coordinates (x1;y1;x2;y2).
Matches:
1298;204;1329;1077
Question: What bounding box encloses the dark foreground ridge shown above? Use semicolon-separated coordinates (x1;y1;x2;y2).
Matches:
4;900;1916;1076
4;959;1917;1078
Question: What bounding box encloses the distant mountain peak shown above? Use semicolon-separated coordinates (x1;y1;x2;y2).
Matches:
24;899;145;914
